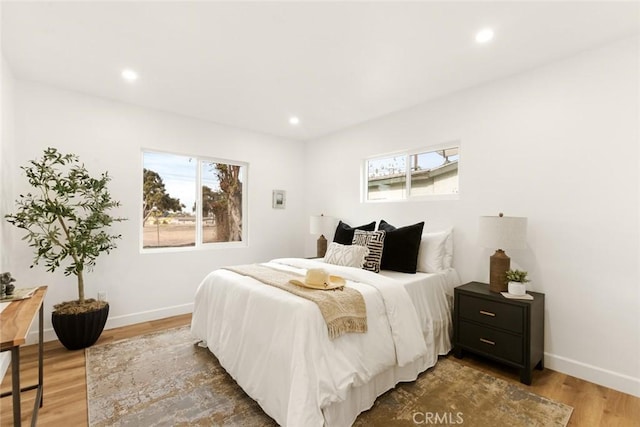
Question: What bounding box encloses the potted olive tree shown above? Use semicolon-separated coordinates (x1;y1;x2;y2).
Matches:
5;147;125;350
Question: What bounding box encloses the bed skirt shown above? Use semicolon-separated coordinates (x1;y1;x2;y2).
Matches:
323;324;451;426
323;353;436;426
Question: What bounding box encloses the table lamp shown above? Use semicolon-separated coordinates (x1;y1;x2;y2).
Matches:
478;213;527;292
310;214;334;258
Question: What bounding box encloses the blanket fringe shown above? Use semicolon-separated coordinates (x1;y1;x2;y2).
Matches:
328;318;368;340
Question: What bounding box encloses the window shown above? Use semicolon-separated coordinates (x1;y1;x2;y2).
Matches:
142;150;247;250
366;155;407;201
365;144;459;202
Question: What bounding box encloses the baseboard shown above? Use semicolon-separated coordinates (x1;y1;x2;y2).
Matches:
25;302;194;346
545;352;640;398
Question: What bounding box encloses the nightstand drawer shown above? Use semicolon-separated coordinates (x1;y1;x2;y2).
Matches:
458;294;523;333
458;320;523;364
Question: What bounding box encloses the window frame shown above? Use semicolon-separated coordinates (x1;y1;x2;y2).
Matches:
362;141;460;203
140;148;249;253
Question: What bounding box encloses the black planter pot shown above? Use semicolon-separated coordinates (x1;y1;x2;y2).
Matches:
52;303;109;350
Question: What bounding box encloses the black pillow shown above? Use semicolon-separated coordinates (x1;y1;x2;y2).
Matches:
378;219;425;273
333;220;376;245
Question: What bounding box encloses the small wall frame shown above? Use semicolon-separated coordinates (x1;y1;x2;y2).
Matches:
272;190;286;209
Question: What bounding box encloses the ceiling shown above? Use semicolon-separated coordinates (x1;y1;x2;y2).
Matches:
2;2;639;141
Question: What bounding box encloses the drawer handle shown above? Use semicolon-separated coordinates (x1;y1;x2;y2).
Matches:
480;338;495;346
479;310;496;317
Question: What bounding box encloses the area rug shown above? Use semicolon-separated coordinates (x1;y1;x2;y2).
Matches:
86;326;573;426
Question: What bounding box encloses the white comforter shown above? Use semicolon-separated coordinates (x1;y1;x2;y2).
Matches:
191;258;429;426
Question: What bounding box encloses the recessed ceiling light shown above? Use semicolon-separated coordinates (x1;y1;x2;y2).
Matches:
289;116;300;125
121;69;138;82
475;28;494;44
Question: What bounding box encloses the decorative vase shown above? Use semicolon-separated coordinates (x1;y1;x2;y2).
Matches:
508;281;527;296
52;303;109;350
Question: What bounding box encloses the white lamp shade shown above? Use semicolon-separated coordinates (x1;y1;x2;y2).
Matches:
310;215;334;236
478;215;527;250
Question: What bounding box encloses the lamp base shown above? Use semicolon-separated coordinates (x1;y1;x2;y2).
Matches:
317;235;328;258
489;249;510;292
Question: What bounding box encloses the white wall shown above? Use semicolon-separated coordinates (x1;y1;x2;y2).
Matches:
7;82;306;342
0;53;17;378
305;37;640;396
1;59;16;272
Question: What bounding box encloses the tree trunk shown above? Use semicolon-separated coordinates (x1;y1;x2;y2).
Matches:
77;269;85;304
227;192;242;241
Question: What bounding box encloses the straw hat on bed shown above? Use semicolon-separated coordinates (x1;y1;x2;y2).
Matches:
289;268;346;290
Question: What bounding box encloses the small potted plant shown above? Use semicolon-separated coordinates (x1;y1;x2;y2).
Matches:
1;272;16;298
5;148;125;350
505;269;530;296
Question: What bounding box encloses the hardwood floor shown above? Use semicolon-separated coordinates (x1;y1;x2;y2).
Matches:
1;314;638;426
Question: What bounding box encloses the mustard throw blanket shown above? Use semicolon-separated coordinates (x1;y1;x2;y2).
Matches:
223;264;367;339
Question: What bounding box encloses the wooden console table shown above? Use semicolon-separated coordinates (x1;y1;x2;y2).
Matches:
1;286;47;426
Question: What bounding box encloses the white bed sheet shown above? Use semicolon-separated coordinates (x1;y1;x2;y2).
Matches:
191;258;458;426
379;268;460;356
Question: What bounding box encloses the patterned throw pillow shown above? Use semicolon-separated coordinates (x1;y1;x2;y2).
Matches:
324;242;369;268
352;230;386;273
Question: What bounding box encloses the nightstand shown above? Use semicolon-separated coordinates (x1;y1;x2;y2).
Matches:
453;281;545;385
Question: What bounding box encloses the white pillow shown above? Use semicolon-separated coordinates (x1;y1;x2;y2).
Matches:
443;228;454;269
324;242;369;268
417;229;451;273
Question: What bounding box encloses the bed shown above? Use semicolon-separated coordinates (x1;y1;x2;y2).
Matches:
191;256;460;426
